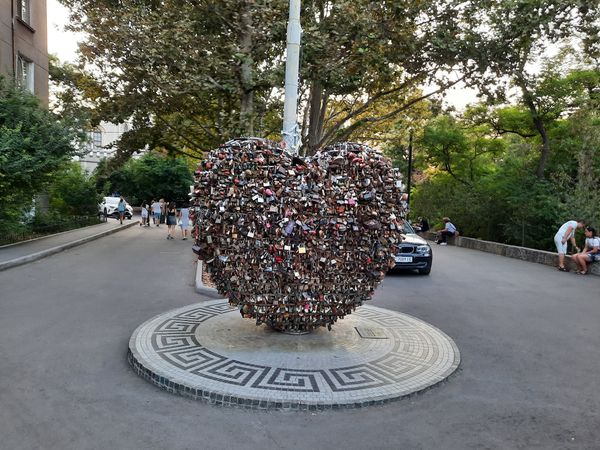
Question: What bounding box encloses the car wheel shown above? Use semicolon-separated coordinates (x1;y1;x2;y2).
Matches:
418;268;431;275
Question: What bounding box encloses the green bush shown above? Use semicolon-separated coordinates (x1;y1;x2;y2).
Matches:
49;162;99;216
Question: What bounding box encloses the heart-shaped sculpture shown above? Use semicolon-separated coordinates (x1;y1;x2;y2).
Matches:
191;138;405;332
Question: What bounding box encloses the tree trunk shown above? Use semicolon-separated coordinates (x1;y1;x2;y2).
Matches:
517;78;549;179
239;3;254;136
306;80;328;155
532;115;550;179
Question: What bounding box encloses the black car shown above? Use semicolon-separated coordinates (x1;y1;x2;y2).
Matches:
392;222;433;275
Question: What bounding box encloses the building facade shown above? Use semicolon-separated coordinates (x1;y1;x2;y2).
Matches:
75;121;146;173
0;0;48;104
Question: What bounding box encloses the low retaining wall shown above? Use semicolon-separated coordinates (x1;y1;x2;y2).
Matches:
194;260;224;299
424;232;600;276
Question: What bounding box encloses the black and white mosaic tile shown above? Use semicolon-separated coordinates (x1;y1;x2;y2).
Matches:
128;300;460;409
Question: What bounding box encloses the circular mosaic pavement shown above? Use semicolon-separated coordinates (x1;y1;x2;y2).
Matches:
128;299;460;410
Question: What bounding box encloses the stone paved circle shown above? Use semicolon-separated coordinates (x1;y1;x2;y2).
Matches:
128;299;460;410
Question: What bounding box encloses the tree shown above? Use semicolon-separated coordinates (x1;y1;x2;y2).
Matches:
59;0;288;159
94;153;193;205
49;162;99;216
59;0;474;159
0;78;83;221
299;0;471;153
418;114;504;185
461;1;600;179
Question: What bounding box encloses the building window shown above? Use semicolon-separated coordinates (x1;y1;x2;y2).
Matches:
17;0;31;24
92;129;102;148
87;129;103;154
16;54;35;93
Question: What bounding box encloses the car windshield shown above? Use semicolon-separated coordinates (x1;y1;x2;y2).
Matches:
403;222;416;234
105;197;126;204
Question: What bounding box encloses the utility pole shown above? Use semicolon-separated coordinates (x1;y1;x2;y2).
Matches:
281;0;302;155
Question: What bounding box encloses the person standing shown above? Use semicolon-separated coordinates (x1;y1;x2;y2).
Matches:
435;217;457;245
166;202;177;239
554;219;586;271
572;226;599;275
179;204;190;240
117;196;126;225
151;199;161;226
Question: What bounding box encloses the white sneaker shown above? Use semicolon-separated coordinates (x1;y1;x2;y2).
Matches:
440;242;448;246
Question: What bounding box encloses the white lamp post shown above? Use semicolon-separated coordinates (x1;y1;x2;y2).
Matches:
281;0;302;155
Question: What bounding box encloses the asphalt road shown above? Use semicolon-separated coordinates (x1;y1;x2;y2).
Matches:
0;225;598;450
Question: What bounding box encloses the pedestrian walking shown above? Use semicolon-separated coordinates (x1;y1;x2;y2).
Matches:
435;217;457;245
166;202;177;239
554;219;586;271
159;198;166;225
179;204;190;240
151;199;161;226
146;203;152;226
572;226;599;275
140;201;149;226
117;196;126;225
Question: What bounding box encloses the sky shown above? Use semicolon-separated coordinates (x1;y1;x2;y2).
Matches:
47;0;479;109
47;0;82;63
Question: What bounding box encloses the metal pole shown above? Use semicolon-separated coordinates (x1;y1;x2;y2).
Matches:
282;0;302;155
406;128;413;207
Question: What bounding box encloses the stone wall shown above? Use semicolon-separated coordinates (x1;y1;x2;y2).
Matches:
424;232;600;276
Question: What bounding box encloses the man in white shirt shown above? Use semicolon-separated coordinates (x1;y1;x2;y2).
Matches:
436;217;457;245
554;219;585;271
572;226;600;274
151;199;161;226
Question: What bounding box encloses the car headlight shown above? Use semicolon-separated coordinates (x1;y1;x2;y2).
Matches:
416;245;431;255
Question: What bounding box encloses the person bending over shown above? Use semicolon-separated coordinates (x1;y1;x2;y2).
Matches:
554;219;585;271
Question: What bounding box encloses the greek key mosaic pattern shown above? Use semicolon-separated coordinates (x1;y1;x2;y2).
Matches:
129;300;460;408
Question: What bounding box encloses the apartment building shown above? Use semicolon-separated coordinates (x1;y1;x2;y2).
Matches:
76;121;140;173
0;0;48;104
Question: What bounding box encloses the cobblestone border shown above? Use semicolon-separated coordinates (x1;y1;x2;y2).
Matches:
128;301;461;411
128;347;460;411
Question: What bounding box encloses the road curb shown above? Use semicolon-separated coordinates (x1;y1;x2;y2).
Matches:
0;220;140;271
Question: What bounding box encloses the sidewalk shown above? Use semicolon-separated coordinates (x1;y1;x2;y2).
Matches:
0;218;140;271
423;231;600;276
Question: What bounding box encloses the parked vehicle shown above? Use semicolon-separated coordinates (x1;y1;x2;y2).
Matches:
392;222;433;275
98;197;133;219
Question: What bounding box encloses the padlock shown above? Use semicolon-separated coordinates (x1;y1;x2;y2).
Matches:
190;139;406;331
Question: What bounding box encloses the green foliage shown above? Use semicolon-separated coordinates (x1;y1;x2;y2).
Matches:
49;162;99;216
58;0;289;157
94;152;193;205
410;65;600;251
0;77;84;235
58;0;474;157
299;0;467;151
418;115;504;186
0;79;82;202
